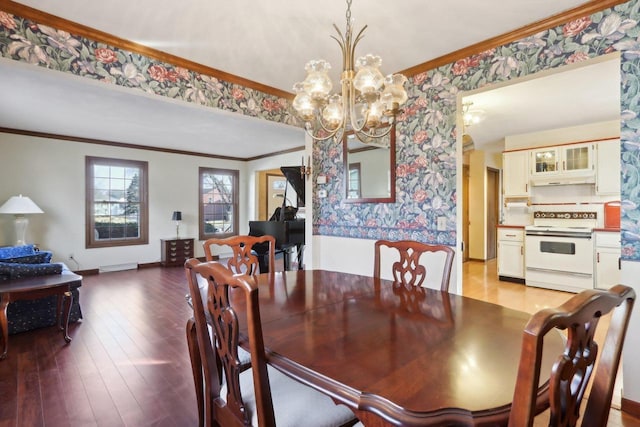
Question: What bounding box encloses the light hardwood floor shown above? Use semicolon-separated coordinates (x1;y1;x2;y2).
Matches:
463;258;640;427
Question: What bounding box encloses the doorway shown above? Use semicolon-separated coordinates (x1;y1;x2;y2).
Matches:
462;165;470;262
486;168;499;260
255;168;285;220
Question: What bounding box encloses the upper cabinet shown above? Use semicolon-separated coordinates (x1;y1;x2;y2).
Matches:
502;139;619;196
529;143;595;186
595;139;621;196
503;151;530;197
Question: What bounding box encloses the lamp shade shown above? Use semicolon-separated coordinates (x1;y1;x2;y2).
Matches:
172;211;182;221
0;194;44;215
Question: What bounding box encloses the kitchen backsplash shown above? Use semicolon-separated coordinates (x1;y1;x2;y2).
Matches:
502;184;617;227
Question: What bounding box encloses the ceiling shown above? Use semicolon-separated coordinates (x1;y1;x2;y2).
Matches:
0;0;613;158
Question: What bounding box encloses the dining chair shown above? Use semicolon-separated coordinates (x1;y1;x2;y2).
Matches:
203;235;276;280
373;239;455;291
508;284;636;427
184;258;358;427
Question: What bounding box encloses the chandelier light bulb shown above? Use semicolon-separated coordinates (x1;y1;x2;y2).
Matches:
381;74;408;112
292;82;315;122
353;54;384;98
322;94;344;129
302;60;333;101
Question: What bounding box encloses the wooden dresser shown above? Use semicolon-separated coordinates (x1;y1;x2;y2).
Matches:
161;238;194;267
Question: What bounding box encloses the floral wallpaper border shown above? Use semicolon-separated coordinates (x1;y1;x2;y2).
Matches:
313;0;640;262
0;11;296;126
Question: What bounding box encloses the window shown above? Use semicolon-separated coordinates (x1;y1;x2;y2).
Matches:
86;157;149;248
199;167;239;239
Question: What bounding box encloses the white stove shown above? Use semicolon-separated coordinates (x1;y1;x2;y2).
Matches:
524;211;597;293
525;211;597;237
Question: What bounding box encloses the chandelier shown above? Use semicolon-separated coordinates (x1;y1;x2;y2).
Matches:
291;0;408;143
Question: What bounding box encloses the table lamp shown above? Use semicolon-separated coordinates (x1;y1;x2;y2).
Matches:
172;211;182;239
0;194;44;245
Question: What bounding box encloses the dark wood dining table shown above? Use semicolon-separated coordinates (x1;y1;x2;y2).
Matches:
231;269;564;426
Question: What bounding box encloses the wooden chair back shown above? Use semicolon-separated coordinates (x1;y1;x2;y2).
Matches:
203;235;276;280
185;258;276;427
508;284;636;427
373;239;455;291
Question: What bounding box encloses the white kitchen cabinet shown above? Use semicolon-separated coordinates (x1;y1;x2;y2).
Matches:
595;231;621;289
595;139;621;195
497;228;525;281
529;143;595;185
502;151;529;197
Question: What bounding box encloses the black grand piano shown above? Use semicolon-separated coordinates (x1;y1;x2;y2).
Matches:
249;166;305;272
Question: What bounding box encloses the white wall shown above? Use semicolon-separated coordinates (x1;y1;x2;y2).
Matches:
621;260;640;403
504;119;619;150
0;132;302;271
312;235;459;294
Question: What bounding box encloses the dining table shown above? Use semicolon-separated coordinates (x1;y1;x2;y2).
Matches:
229;269;564;426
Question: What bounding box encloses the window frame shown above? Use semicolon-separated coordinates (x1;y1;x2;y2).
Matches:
199;167;239;240
85;156;149;249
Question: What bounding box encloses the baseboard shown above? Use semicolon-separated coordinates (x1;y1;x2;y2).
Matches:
622;397;640;418
139;262;161;269
75;268;99;275
498;275;526;284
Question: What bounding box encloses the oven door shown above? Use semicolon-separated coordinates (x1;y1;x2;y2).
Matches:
525;233;594;293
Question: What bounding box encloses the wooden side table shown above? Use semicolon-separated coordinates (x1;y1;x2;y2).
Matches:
161;238;194;267
0;272;82;360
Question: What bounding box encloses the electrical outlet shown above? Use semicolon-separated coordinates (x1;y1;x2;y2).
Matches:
437;217;447;231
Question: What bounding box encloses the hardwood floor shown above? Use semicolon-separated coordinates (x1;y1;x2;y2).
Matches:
0;261;638;426
463;259;640;427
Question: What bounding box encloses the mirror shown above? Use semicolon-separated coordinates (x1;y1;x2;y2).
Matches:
343;127;396;203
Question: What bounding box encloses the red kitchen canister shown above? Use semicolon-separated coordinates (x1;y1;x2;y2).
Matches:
604;201;621;228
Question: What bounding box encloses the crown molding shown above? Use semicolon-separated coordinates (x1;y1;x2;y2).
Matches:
0;0;627;92
399;0;628;77
0;0;293;99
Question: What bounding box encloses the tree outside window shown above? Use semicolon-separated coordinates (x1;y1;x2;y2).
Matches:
86;157;149;248
199;167;239;240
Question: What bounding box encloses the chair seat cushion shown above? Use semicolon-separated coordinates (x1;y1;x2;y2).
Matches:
222;365;356;427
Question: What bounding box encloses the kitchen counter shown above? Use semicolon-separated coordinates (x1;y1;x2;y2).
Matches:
497;224;525;229
593;227;620;232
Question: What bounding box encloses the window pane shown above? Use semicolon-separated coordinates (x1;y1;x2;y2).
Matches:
87;157;148;248
199;168;238;239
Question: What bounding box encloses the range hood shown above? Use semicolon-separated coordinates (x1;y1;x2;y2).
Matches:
530;172;595;186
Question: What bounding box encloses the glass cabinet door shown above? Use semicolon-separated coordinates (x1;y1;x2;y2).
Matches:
563;144;592;172
531;148;558;175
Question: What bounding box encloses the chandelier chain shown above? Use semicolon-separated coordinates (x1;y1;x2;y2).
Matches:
345;0;352;34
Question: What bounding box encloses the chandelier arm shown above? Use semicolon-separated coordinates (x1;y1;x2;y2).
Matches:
331;34;348;70
351;25;367;65
303;123;341;142
317;107;346;135
354;122;394;141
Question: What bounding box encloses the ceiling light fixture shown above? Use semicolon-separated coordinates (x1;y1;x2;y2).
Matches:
292;0;408;143
462;101;476;152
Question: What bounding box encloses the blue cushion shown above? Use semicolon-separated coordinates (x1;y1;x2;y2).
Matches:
0;251;52;264
0;244;37;259
0;261;63;281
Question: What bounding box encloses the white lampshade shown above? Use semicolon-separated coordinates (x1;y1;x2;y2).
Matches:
0;194;44;215
0;195;44;245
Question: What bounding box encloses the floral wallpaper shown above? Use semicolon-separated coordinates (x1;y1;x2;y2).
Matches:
313;0;640;262
2;3;640;261
0;11;296;126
